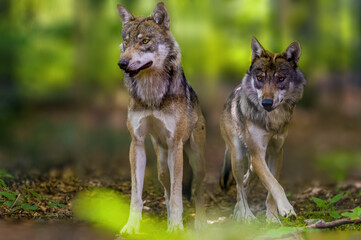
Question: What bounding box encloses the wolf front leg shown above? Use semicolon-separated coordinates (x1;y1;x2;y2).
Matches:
246;124;295;218
251;153;295;218
121;138;146;235
265;148;284;222
167;140;184;232
265;134;289;222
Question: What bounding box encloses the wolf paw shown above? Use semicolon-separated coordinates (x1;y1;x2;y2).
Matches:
167;222;184;232
233;204;256;222
194;216;206;230
278;202;296;218
120;221;140;235
266;211;281;224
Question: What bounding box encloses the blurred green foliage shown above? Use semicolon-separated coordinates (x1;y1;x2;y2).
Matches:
72;188;360;239
73;188;302;239
0;0;360;101
0;0;360;175
316;150;361;181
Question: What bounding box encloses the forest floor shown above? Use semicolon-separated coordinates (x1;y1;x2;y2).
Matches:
0;171;360;240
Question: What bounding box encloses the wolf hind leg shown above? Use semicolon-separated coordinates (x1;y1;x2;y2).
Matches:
229;138;255;221
151;137;171;222
184;119;206;229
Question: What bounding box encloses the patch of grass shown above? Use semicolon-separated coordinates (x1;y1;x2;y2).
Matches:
48;200;66;208
0;169;66;215
312;192;344;220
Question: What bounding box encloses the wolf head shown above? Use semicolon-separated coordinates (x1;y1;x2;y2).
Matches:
117;2;178;77
245;37;306;112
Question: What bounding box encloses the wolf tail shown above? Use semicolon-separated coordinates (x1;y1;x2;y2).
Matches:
220;147;254;192
243;168;251;190
219;147;232;191
243;161;256;193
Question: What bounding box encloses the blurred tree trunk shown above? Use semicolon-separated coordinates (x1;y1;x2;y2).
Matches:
0;1;19;120
0;0;15;99
73;0;108;176
73;0;87;101
73;0;107;98
73;0;88;177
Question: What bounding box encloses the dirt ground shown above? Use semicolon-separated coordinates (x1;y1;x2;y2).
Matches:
0;172;360;240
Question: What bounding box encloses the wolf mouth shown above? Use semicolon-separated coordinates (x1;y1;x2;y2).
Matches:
264;106;274;112
125;61;153;77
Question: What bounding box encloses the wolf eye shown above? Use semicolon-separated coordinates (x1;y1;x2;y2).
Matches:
279;77;285;81
257;76;262;81
142;39;150;44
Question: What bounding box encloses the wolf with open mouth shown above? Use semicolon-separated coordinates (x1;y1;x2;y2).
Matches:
117;2;206;234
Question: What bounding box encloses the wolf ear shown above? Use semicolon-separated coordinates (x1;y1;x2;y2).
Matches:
152;2;170;29
284;41;301;63
251;37;266;60
117;4;134;25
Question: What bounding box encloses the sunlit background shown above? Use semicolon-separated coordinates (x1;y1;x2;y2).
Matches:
0;0;360;184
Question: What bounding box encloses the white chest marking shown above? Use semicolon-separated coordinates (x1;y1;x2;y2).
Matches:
128;109;178;144
152;110;178;139
247;122;270;152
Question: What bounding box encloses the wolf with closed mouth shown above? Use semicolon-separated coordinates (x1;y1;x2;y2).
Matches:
220;37;306;222
116;2;206;234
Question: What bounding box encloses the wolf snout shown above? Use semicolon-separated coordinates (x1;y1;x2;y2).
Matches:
118;59;129;70
261;99;273;111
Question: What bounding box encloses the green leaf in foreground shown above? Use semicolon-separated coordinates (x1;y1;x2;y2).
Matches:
0;169;13;178
353;207;361;217
25;188;41;199
341;212;357;220
72;189;130;232
329;210;341;219
341;207;361;220
0;191;16;201
49;203;66;208
0;179;6;188
21;203;38;211
330;193;344;204
49;200;66;208
312;197;326;208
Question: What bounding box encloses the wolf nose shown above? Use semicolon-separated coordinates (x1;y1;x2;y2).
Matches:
262;99;273;111
118;59;129;70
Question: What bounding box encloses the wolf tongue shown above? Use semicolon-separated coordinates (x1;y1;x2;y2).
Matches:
126;61;153;77
139;61;153;70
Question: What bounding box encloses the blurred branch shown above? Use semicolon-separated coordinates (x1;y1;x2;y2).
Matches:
307;217;361;229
